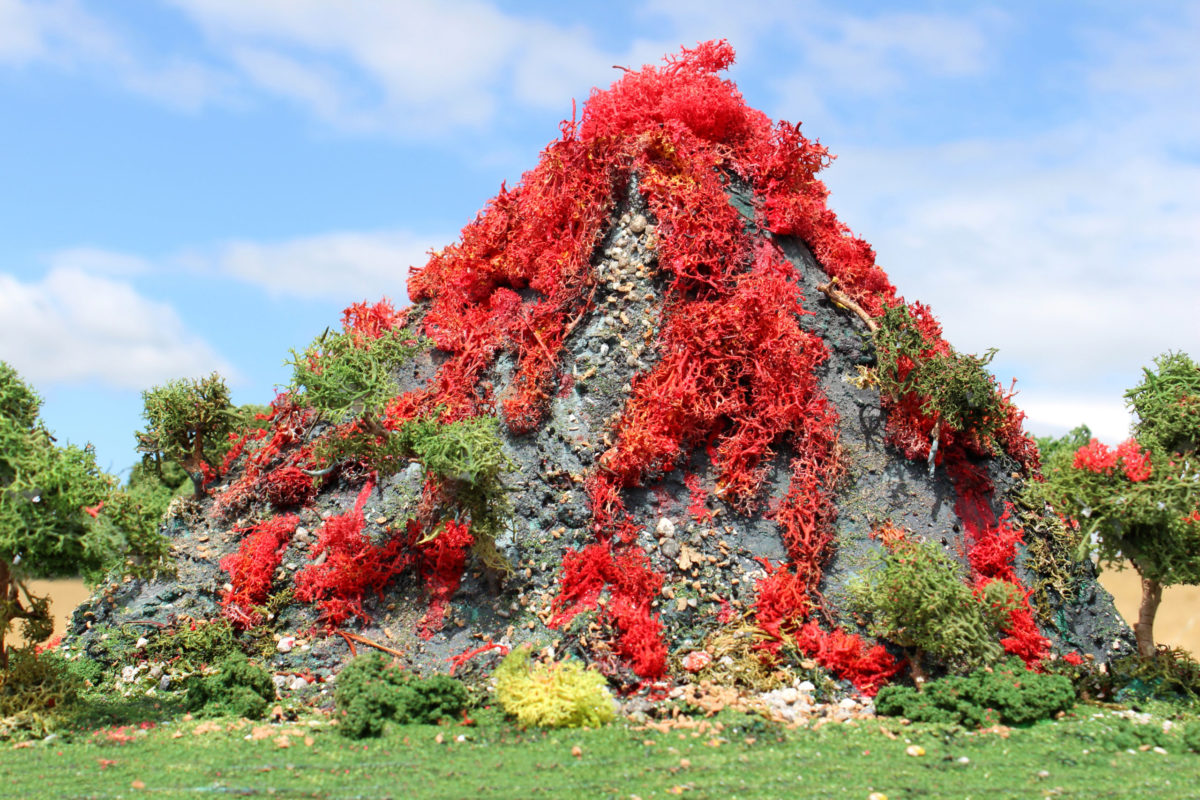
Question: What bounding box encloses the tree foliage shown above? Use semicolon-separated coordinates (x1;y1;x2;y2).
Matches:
1038;352;1200;657
0;362;170;666
848;535;1022;680
136;373;233;499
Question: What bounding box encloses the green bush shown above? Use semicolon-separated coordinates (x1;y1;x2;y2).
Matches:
1183;721;1200;754
290;320;426;425
1;361;171;663
184;653;275;720
144;617;242;675
0;648;80;737
848;536;1019;678
335;653;468;738
874;660;1075;727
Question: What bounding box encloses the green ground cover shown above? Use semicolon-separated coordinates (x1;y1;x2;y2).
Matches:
1;704;1198;800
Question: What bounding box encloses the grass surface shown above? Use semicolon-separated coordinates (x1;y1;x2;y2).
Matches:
1;706;1199;800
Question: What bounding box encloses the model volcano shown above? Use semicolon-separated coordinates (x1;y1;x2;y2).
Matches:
72;42;1131;695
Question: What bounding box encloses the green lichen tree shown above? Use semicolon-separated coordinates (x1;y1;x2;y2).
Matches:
1040;352;1200;658
848;535;1021;684
0;362;169;667
135;373;233;500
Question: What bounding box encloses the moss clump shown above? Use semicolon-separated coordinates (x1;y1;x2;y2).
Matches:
0;648;80;738
334;653;468;738
874;661;1074;727
183;652;275;720
848;537;1019;678
290;317;427;427
1183;721;1200;753
873;302;1008;453
144;617;242;674
493;646;613;729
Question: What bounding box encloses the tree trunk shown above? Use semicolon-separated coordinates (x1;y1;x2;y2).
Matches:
1134;573;1162;659
0;560;10;670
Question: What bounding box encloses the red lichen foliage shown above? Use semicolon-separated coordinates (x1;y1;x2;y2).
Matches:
1075;437;1153;483
551;541;667;679
944;451;1049;666
416;518;474;638
215;393;318;518
263;465;317;508
220;514;299;628
294;482;413;628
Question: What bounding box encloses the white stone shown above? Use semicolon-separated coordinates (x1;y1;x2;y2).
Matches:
121;665;139;683
135;637;149;649
277;636;296;653
273;675;290;689
290;676;309;692
839;698;858;710
797;680;816;692
655;517;675;538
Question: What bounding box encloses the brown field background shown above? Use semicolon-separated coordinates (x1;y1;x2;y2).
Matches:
19;573;1200;656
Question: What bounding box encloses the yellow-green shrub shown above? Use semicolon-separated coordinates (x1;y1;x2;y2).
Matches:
493;646;613;728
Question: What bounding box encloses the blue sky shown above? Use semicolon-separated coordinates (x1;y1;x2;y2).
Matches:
1;1;1197;477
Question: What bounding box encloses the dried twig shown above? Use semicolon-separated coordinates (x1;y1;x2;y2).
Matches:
335;630;406;659
816;279;879;333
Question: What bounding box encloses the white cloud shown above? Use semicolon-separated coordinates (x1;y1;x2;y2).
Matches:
0;0;230;110
203;229;442;302
1018;393;1133;445
164;0;645;135
0;267;233;389
47;246;152;276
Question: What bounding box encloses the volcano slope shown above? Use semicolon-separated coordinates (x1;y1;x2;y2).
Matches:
71;42;1132;697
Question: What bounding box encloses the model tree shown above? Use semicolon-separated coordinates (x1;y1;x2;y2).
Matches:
1042;352;1200;658
136;373;233;500
0;362;113;666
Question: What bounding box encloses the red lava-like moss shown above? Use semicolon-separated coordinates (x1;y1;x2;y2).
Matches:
293;481;413;628
944;450;1049;666
220;514;299;628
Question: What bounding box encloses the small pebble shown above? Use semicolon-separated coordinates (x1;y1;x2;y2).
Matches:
277;636;296;653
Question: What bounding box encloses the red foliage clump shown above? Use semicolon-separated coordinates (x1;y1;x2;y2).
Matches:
294;482;413;628
263;465;317;508
1074;438;1153;482
945;451;1049;667
214;393;318;518
416;519;474;638
220;514;299;628
684;472;713;524
792;622;901;697
342;298;406;343
550;541;667;679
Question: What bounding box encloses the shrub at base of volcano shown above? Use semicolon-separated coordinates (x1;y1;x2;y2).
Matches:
183;652;275;720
